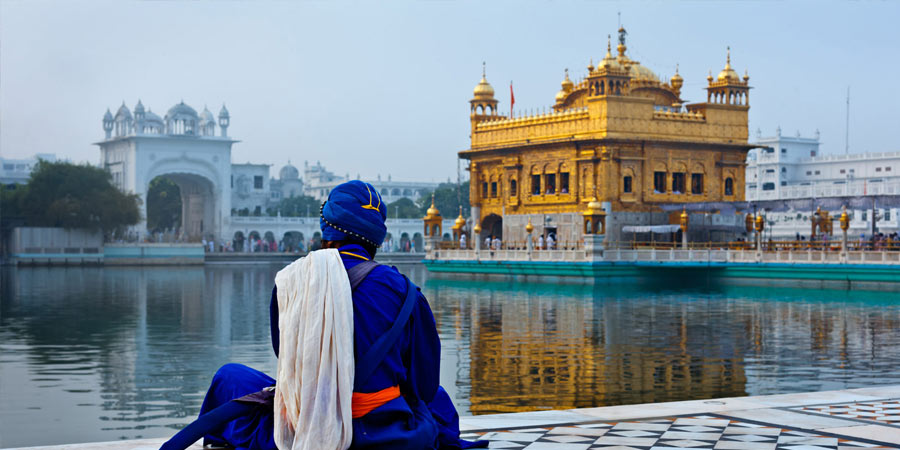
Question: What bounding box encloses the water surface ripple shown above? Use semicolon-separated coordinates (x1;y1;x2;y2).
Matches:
1;265;899;447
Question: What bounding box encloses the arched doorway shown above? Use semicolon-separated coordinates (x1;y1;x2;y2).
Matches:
232;231;245;252
412;232;424;252
263;231;276;252
146;177;182;240
481;214;503;240
282;231;304;253
146;172;216;242
400;232;410;252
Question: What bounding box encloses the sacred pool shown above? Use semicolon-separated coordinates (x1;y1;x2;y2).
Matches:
2;264;900;448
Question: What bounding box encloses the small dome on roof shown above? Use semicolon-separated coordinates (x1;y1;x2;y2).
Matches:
473;76;495;99
717;49;741;83
218;104;230;118
134;100;145;113
280;163;300;180
145;109;163;124
167;101;198;119
115;102;132;120
200;106;215;124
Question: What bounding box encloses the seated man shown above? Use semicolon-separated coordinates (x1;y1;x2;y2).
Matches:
192;181;484;450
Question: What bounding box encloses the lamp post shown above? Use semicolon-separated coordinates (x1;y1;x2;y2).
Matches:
680;208;689;249
525;218;534;260
840;205;850;262
754;213;765;262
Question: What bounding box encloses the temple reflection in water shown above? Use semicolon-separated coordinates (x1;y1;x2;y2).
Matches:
3;266;900;445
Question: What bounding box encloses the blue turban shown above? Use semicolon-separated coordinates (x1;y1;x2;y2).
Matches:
320;180;387;246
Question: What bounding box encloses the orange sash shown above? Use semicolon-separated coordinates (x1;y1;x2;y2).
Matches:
351;385;401;418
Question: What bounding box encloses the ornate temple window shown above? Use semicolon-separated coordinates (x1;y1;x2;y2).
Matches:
490;181;498;197
725;177;734;196
532;174;541;195
653;171;667;193
482;181;488;198
544;173;556;194
672;172;686;194
623;175;633;193
509;179;518;196
691;174;704;195
560;172;570;194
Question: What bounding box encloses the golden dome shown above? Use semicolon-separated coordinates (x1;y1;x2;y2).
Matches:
454;207;466;227
423;194;441;219
670;65;683;84
555;89;567;102
473;76;495;98
717;48;740;83
597;36;620;70
473;224;481;234
626;62;659;82
561;69;574;91
584;197;604;216
473;63;495;99
525;218;534;233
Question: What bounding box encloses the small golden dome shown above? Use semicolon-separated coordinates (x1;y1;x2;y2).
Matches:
587;197;602;210
454;207;466;227
473;76;495;98
525;218;534;233
717;48;740;83
584;197;604;216
555;89;567;102
670;65;683;84
473;224;481;234
424;194;440;219
561;69;574;91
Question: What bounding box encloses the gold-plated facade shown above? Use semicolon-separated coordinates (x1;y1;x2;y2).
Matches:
461;29;754;239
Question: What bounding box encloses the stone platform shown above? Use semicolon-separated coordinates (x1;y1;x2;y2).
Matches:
8;386;900;449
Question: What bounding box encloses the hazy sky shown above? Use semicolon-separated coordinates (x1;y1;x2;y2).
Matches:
2;1;898;182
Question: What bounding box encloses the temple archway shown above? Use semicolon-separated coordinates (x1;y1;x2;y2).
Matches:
481;214;503;240
144;171;217;242
282;231;304;252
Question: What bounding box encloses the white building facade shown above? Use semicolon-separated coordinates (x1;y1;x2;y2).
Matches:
1;153;57;186
96;100;444;246
746;129;900;237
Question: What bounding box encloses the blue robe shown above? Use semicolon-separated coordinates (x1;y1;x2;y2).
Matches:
199;245;485;449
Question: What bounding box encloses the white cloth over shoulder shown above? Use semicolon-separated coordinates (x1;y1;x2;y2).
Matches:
273;248;354;450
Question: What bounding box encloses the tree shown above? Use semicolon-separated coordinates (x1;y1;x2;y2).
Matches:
13;160;140;234
146;177;181;232
270;195;321;217
386;198;422;219
419;180;470;218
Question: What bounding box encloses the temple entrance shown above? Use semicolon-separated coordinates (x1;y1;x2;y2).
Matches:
480;214;503;240
146;173;216;242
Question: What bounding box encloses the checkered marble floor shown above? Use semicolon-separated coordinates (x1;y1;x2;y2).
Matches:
790;399;900;427
461;414;898;449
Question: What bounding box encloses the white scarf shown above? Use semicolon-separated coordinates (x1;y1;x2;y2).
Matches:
273;249;354;450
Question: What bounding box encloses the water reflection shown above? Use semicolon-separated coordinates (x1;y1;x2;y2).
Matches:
2;266;900;447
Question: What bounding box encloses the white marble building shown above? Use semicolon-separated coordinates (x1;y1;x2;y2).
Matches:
746;128;900;237
96;101;236;242
96;100;445;246
0;153;56;186
303;160;439;204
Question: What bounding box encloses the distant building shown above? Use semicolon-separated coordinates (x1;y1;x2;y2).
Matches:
745;129;900;237
302;160;438;204
0;153;56;186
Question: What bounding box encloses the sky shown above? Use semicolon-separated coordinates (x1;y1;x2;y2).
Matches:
1;0;899;182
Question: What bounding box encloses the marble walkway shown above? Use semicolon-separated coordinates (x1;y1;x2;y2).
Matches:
9;386;900;449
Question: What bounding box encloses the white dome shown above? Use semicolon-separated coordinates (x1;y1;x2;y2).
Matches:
145;109;163;124
166;101;198;120
200;106;216;125
280;163;300;180
115;103;132;121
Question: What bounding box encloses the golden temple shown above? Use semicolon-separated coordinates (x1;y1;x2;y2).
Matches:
461;28;754;244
